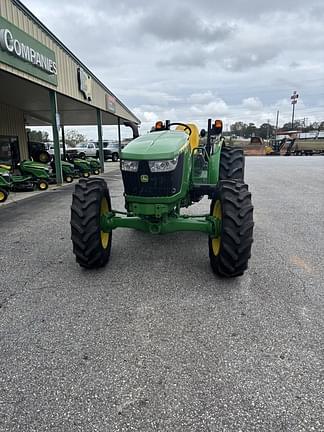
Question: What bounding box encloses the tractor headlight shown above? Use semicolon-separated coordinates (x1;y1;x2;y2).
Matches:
121;160;139;172
148;156;178;173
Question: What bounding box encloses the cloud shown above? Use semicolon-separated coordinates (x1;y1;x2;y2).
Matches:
188;91;215;104
242;97;263;111
21;0;324;134
190;99;230;116
136;6;234;43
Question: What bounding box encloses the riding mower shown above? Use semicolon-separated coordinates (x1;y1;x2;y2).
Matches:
66;155;91;178
87;157;101;175
0;161;49;193
71;119;254;277
49;159;75;184
18;160;49;190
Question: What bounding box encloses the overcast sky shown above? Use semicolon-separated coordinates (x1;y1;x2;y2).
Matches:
24;0;324;139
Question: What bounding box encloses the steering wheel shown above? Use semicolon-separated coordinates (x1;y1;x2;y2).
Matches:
168;122;192;136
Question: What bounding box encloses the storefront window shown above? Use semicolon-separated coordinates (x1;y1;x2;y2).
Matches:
0;136;20;167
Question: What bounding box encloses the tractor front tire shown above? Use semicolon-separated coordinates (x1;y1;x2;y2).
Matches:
219;146;245;181
209;180;253;277
0;188;9;203
71;178;112;268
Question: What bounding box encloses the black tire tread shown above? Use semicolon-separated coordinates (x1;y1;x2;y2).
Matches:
71;178;112;268
0;188;9;203
219;146;245;181
209;180;253;277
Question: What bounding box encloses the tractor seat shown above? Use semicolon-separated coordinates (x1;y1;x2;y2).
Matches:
176;123;200;151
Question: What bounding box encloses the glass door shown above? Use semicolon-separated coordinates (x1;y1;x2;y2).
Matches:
0;136;20;168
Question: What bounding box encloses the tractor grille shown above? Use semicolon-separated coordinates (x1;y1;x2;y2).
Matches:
122;153;184;197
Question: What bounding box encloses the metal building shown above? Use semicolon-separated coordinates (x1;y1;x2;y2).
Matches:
0;0;140;182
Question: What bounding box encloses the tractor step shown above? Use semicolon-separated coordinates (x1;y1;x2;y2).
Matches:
190;184;217;199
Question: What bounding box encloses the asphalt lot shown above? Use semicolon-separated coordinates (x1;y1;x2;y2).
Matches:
0;157;323;432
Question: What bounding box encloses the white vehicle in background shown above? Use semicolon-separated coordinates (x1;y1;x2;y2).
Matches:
47;143;79;159
72;142;98;159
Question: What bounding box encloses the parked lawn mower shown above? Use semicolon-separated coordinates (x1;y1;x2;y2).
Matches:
18;160;49;190
87;157;101;175
70;158;91;178
50;159;75;183
0;166;37;194
71;119;254;277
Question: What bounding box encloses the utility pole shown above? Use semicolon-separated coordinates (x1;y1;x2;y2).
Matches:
291;91;299;129
266;119;270;140
275;110;279;138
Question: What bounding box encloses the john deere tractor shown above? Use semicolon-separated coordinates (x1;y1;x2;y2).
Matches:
71;120;253;277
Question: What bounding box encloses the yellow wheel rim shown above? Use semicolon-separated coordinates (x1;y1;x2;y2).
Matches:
39;182;47;190
211;200;222;256
100;197;110;249
0;191;5;201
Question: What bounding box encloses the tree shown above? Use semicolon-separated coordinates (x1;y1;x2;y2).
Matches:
230;122;247;137
282;120;303;131
65;129;87;147
26;129;49;142
258;123;274;139
244;123;257;138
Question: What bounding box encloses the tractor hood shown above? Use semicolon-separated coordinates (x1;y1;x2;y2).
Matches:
121;131;189;160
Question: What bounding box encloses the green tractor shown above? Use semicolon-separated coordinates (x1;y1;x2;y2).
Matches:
71;120;253;277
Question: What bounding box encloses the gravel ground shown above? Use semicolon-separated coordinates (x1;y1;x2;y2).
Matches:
0;156;323;432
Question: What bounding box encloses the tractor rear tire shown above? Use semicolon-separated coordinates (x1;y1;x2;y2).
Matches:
71;178;112;268
209;180;253;277
38;151;51;164
219;146;245;181
0;188;9;203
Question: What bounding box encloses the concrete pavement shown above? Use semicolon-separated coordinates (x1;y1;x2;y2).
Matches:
0;157;323;431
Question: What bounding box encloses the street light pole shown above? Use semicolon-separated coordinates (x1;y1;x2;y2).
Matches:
291;91;299;129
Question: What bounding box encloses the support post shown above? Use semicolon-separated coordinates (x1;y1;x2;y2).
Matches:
61;125;66;160
96;108;104;173
275;110;279;138
49;90;63;185
291;103;295;130
117;117;122;156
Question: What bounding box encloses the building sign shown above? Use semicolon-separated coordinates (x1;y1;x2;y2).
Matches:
106;94;116;113
0;16;57;86
77;67;92;101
